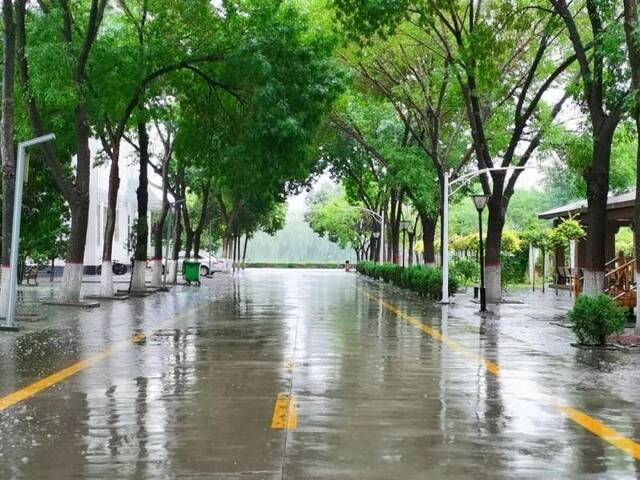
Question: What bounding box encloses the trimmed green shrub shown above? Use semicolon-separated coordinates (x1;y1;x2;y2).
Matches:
357;261;458;300
243;262;343;269
568;294;626;346
451;256;479;287
500;249;528;286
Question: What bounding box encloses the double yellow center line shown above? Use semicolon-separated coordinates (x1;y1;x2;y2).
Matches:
363;289;640;461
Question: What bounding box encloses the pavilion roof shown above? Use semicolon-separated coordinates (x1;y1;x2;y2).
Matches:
538;188;636;220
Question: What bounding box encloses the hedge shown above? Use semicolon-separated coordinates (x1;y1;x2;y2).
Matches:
242;262;343;269
357;261;459;300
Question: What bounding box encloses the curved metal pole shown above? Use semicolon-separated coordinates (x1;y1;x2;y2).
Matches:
3;134;55;331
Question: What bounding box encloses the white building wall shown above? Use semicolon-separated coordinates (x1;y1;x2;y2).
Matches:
82;139;164;270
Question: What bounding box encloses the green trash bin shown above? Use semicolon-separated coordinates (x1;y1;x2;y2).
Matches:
183;261;201;285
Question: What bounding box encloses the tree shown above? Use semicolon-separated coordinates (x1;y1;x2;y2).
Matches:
15;0;109;302
348;19;472;265
550;0;628;294
93;0;228;295
0;0;18;311
623;0;640;331
171;0;343;265
305;187;371;260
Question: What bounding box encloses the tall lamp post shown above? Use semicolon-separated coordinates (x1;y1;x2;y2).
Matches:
1;134;56;331
471;194;490;312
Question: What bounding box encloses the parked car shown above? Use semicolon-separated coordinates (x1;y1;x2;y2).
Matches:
147;252;225;277
96;260;128;276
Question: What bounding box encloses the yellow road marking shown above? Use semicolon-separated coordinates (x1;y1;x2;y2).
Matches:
271;393;297;430
363;290;500;375
0;313;182;412
363;289;640;461
559;406;640;459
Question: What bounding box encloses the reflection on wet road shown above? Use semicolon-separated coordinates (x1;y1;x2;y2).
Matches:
1;270;640;479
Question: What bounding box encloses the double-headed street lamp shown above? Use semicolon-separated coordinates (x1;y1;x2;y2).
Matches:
471;194;490;312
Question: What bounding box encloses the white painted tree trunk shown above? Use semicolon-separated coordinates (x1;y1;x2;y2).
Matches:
100;261;114;297
150;259;163;288
168;260;178;284
582;269;605;296
485;264;502;302
0;266;11;317
61;263;83;303
131;260;147;291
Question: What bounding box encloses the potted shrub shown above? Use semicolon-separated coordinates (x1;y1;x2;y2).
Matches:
568;294;626;346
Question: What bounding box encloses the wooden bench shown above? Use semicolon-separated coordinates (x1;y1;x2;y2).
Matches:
25;265;39;286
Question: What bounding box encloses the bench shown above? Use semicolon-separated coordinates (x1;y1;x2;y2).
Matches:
25;265;38;286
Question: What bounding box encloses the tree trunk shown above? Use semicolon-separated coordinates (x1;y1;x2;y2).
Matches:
623;0;640;332
369;234;376;261
150;174;169;288
242;235;249;266
193;233;202;258
131;121;149;291
408;233;415;268
100;143;120;296
182;185;193;258
168;206;183;283
185;231;194;258
420;213;437;266
582;124;616;295
485;193;506;303
192;181;211;258
62;200;89;302
389;191;404;264
0;0;16;313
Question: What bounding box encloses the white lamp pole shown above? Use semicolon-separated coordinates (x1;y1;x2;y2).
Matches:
2;134;55;331
442;171;450;301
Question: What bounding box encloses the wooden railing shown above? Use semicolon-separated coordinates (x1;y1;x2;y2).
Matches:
604;259;635;293
604;258;636;307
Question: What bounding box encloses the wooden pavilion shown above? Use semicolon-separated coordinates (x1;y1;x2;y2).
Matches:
538;189;636;307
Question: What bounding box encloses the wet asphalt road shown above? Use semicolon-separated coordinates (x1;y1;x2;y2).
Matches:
1;270;640;479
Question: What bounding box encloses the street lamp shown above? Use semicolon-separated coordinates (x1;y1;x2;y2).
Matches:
1;134;56;331
471;194;490;312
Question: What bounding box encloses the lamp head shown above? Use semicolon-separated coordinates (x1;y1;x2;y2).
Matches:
372;231;380;239
471;194;490;212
